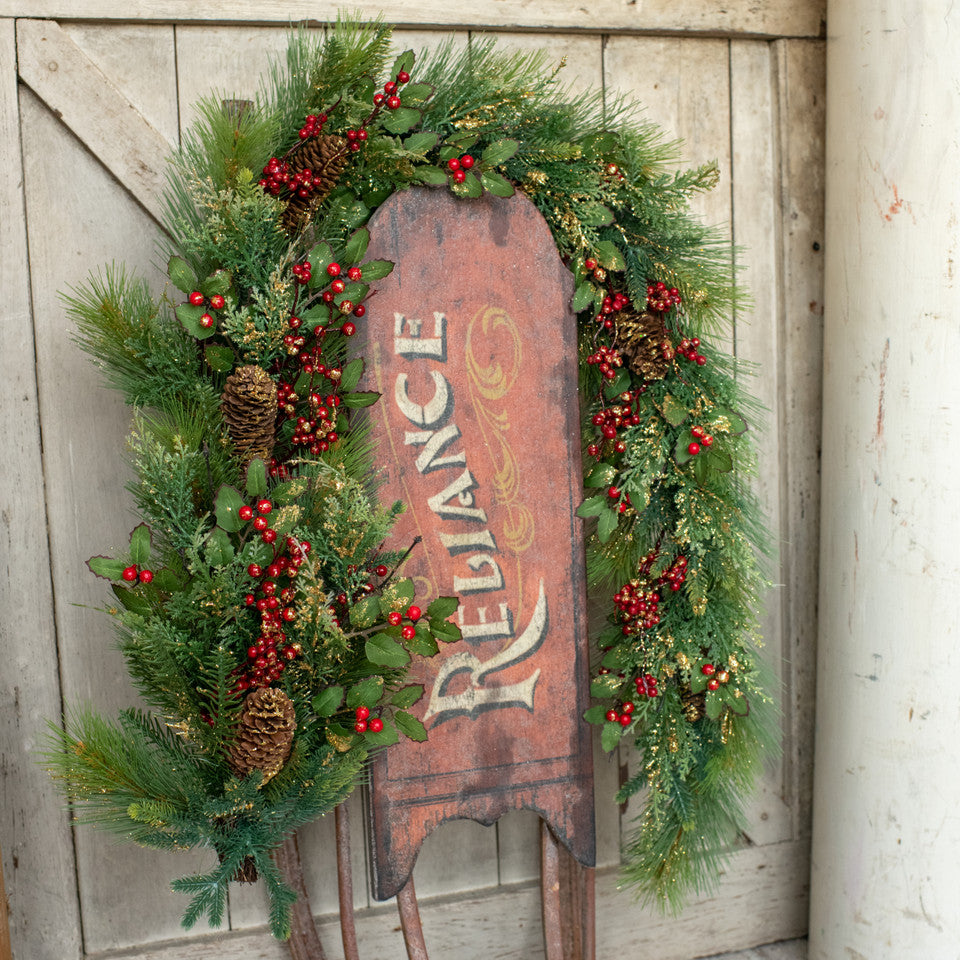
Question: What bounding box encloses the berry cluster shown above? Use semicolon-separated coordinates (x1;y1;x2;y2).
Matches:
614;580;661;634
344;127;369;153
646;281;681;312
276;380;343;456
659;553;688;592
121;564;153;585
606;485;633;515
386;604;422;641
595;289;632;330
446;154;475;184
634;673;660;698
677;336;707;366
606;700;635;726
292;260;312;285
298;112;328;140
700;662;730;692
686;425;715;457
353;705;384;734
187;290;226;329
585;343;624;380
588;399;640;452
372;70;409;110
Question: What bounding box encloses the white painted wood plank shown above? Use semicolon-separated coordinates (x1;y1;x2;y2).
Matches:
16;19;174;225
19;67;216;952
83;841;807;960
411;817;500;899
773;38;824;840
0;18;83;960
484;31;604;100
0;1;827;39
729;39;793;848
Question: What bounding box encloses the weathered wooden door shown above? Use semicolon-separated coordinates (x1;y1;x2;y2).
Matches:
1;10;823;959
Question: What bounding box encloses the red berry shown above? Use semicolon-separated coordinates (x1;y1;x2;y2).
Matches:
707;678;720;691
341;321;356;336
282;606;296;621
347;266;362;281
401;625;416;640
384;81;397;94
239;505;254;521
257;499;272;515
138;569;154;584
369;717;384;732
406;605;422;622
619;714;632;727
584;257;598;270
188;291;204;305
387;611;402;626
209;294;225;310
199;313;214;328
354;719;368;733
397;70;410;83
253;515;268;531
703;435;714;447
356;706;370;721
605;709;619;722
687;442;701;456
248;563;262;578
354;304;366;318
701;663;716;676
331;278;346;294
447;158;461;171
387;96;401;109
262;529;278;544
375;564;388;577
460;154;475;169
373;93;385;105
453;169;466;183
327;262;341;277
607;486;620;499
122;565;138;582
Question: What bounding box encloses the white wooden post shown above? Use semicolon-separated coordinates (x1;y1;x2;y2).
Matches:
810;1;960;956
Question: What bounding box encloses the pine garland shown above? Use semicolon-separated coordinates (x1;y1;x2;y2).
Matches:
47;15;776;937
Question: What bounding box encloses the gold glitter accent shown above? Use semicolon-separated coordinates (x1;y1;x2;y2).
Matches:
676;652;690;670
728;654;740;671
691;596;707;616
668;733;679;753
524;169;548;186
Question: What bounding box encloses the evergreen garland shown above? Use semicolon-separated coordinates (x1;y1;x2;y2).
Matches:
46;15;776;937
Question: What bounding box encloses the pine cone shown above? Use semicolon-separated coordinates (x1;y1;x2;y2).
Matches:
227;687;296;783
221;365;277;469
282;134;348;233
680;686;706;723
614;311;675;381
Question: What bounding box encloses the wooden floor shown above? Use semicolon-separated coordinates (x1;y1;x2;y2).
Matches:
709;940;806;960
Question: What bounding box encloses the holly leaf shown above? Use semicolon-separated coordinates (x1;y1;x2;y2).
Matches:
129;524;152;565
675;437;696;465
572;282;596;313
416;166;448;186
349;595;381;629
597;507;619;543
344;227;370;264
205;344;235;374
584;462;617;488
705;693;723;721
426;596;458;620
364;721;399;747
404;131;438;154
306;242;334;283
391;49;415;77
595;240;626;272
661;394;689;427
112;583;152;615
200;269;231;298
404;630;438;657
446;132;478;150
481;139;520;167
365;634;410;669
591;675;621;699
245;459;267;499
340;357;364;392
167;256;198;294
203;527;234;567
705;446;733;473
341;391;380;408
481;170;514;197
151;568;182;592
575;495;607;519
381;106;421;135
583;705;608;725
347;676;384;710
581;203;614;227
725;692;750;716
391;685;425;708
431;618;461;643
214;485;245;533
603;368;631;399
175;303;216;340
394;711;428;742
359;259;394;281
713;406;748;435
601;721;624;752
460;171;483;198
694;455;711;484
400;82;434;105
312;686;344;717
380;578;415;612
87;556;126;581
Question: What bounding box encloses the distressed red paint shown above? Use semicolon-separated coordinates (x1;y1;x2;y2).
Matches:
361;187;594;899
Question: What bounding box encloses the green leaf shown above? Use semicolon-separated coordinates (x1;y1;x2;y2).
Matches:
380;579;415;611
347;676;385;710
199;269;231;298
364;721;399;746
693;455;711;484
431;618;461;643
480;170;514;197
245;459;267;499
152;568;182;592
597;507;619;543
404;131;438;154
725;692;750;716
446;132;478;150
349;595;380;629
594;240;626;272
269;504;300;536
205;344;235;374
584;462;617;488
705;446;733;473
426;596;458;620
87;556;126;580
705;693;723;721
391;685;424;709
394;711;428;742
343;227;370;264
203;527;235;567
359;259;394;281
581;203;614;227
461;171;483;198
601;721;623;752
340;357;365;393
112;583;152;615
341;391;380;409
365;634;410;668
416;166;448;186
583;705;608;725
662;394;689;427
175;303;216;340
271;477;309;504
400;82;434;104
481;139;520;166
391;49;415;77
214;485;245;533
167;255;198;294
603;368;631;399
591;675;621;699
575;495;607;519
381;106;421;135
713;406;748;435
572;282;596;313
404;630;438;657
438;145;459;162
690;672;708;695
675;437;696;465
129;523;152;564
306;242;334;283
312;686;343;717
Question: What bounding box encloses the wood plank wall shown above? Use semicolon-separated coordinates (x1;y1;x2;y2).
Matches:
0;4;825;959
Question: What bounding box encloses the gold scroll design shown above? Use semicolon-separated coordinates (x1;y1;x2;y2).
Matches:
464;306;535;556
